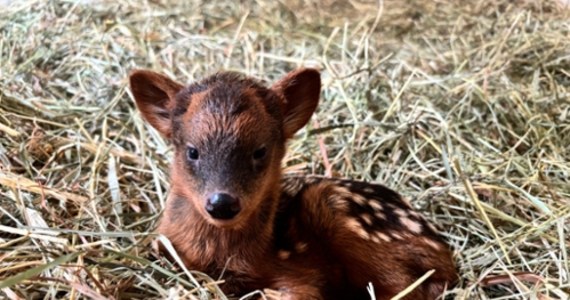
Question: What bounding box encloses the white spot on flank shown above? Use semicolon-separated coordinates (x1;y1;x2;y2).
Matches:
278;250;291;260
375;212;386;220
390;231;404;240
363;187;375;194
329;195;349;211
375;231;391;242
344;218;361;230
371;235;380;243
356;228;370;240
423;237;442;251
400;216;423;234
295;242;308;253
369;201;383;211
344;218;370;240
394;208;408;218
331;185;360;209
351;194;367;206
361;213;373;226
332;185;352;197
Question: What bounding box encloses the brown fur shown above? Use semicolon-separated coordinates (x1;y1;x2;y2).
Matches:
129;68;457;299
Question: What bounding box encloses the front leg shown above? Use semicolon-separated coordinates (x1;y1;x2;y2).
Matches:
259;265;327;300
268;281;324;300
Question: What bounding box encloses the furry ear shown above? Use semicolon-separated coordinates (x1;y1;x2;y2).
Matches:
129;70;184;138
271;68;321;138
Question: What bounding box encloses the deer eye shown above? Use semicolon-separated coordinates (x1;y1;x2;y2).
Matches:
253;146;267;160
187;147;199;161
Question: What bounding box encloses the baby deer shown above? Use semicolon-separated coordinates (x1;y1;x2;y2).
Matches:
129;68;457;299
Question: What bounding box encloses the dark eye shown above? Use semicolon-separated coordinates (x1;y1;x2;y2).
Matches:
253;146;267;160
187;147;199;161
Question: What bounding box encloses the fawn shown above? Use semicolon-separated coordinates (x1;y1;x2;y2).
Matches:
129;68;457;299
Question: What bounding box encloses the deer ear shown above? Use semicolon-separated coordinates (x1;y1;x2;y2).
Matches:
271;68;321;139
129;70;184;139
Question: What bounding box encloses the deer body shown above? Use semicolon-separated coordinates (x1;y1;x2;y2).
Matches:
130;69;457;299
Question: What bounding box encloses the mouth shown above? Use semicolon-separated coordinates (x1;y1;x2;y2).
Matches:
205;213;246;229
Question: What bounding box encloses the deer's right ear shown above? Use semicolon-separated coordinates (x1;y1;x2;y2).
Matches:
129;70;184;139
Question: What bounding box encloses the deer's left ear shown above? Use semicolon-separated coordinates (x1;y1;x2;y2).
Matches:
271;68;321;139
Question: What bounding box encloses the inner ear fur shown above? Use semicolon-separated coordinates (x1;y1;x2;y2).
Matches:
271;68;321;139
129;70;184;139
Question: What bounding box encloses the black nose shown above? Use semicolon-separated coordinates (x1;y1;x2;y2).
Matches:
206;193;241;220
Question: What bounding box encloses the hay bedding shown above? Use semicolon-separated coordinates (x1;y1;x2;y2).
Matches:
0;0;569;299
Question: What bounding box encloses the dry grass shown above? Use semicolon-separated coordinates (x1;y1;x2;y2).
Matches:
1;0;569;299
